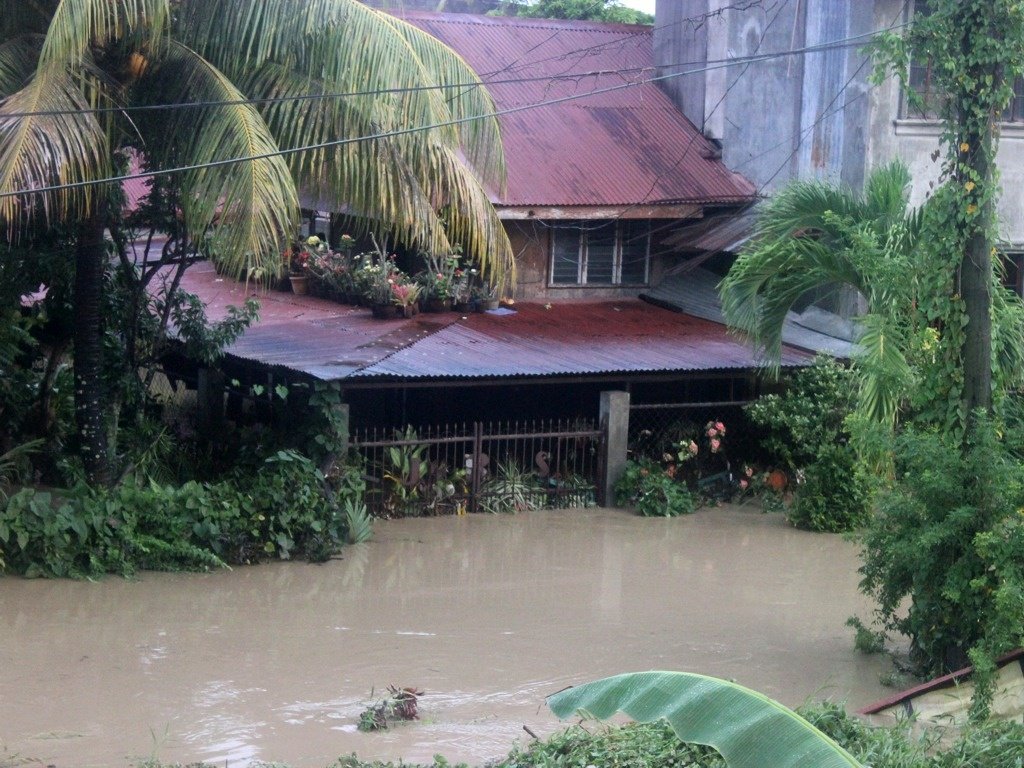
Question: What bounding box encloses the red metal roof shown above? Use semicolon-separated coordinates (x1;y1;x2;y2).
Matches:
181;263;808;382
399;12;755;208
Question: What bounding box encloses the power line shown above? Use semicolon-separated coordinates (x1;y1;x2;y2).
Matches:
0;25;903;200
0;23;895;119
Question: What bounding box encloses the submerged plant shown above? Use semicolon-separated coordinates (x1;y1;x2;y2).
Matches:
357;686;424;732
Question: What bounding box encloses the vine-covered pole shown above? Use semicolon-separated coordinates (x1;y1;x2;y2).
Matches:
877;0;1024;428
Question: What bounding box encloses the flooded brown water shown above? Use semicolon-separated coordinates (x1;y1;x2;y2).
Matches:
0;506;892;767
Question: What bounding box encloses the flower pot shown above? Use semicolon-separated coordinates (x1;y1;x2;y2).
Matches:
425;298;452;313
371;303;401;319
453;300;472;313
477;298;500;312
401;302;419;319
289;275;309;295
766;469;788;493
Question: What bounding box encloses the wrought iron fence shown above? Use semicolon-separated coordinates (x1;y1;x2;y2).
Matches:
349;419;603;517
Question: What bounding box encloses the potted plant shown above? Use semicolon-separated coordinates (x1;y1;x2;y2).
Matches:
473;282;500;311
288;244;311;295
391;282;421;318
416;250;462;312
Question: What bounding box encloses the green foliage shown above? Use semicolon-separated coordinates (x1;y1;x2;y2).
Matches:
788;445;871;533
614;459;695;517
344;496;373;545
0;488;132;578
480;461;542;514
547;672;862;768
845;616;886;655
0;450;353;577
857;422;1024;713
127;704;1024;768
356;686;422;732
501;720;723;767
746;358;869;532
494;0;653;23
746;356;856;471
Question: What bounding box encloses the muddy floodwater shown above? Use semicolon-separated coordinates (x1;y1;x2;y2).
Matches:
0;506;892;767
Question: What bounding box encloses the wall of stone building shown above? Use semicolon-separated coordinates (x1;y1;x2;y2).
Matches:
867;0;1024;248
655;0;872;195
655;0;1024;247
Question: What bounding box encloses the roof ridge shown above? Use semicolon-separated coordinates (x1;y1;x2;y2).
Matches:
395;10;652;34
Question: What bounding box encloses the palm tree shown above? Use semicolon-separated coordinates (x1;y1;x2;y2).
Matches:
720;163;923;429
720;162;1024;435
0;0;514;483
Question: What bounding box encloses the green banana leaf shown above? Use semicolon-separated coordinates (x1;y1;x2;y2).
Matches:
547;672;863;768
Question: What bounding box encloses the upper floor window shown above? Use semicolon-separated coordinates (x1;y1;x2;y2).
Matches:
550;220;650;286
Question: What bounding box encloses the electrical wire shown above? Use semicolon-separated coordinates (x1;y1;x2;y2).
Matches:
0;24;905;200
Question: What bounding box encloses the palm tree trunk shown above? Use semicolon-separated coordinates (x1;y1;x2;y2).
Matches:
74;211;111;485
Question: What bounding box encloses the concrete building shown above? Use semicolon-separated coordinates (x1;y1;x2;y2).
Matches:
654;0;1024;263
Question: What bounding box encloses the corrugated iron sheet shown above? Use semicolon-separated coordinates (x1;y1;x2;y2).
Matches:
182;264;809;382
351;301;809;380
400;12;755;207
641;269;856;358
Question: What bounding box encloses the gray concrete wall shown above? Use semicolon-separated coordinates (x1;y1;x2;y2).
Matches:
655;0;1024;246
868;0;1024;248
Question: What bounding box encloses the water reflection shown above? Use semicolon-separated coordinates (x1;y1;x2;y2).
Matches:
0;507;891;767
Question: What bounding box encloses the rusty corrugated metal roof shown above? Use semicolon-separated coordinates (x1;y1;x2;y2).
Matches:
399;12;755;207
351;300;809;380
180;263;808;382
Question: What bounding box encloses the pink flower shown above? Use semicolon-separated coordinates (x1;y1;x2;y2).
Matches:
710;438;721;453
745;466;754;477
715;421;726;432
688;441;698;455
739;479;749;490
707;427;718;438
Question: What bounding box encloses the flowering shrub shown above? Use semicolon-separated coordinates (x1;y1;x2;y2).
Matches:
416;250;463;301
614;458;695;517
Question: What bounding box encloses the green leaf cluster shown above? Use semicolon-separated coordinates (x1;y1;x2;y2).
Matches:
614;458;695;517
857;419;1024;710
0;449;369;577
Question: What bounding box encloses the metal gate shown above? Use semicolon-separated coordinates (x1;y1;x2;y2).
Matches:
349;419;604;517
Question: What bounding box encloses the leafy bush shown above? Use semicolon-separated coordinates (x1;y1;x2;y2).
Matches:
0;488;133;578
0;450;357;577
857;422;1024;712
746;356;872;531
614;458;695;517
479;461;542;514
787;444;871;532
745;356;856;471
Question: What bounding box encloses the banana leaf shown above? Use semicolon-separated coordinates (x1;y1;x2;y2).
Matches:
547;671;862;768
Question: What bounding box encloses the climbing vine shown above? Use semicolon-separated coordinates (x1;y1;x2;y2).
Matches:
874;0;1024;432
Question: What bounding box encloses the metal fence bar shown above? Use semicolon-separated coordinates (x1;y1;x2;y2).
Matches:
350;417;602;517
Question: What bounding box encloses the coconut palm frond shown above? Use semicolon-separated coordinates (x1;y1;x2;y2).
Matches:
854;313;912;427
0;67;109;223
140;41;298;280
0;35;44;97
992;287;1024;391
720;235;866;366
178;0;513;281
37;0;169;70
232;61;438;253
429;143;515;283
384;14;506;191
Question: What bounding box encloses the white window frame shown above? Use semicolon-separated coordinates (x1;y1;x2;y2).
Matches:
548;220;650;287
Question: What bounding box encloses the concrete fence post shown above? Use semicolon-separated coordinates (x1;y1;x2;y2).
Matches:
599;390;630;506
